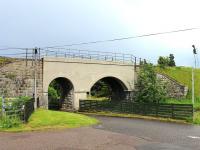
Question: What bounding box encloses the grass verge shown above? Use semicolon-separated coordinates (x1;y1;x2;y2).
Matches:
163;98;200;111
193;111;200;124
0;109;99;132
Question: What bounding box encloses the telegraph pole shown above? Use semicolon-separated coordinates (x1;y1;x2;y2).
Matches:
192;45;197;120
34;48;38;109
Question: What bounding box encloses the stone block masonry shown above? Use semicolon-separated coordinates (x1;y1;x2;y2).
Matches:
157;73;188;98
0;59;43;99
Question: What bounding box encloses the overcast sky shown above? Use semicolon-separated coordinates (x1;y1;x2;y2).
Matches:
0;0;200;66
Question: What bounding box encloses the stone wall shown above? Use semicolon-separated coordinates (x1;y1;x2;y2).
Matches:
0;59;43;99
157;73;188;98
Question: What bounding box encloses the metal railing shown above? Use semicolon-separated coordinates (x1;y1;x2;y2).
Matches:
42;49;145;65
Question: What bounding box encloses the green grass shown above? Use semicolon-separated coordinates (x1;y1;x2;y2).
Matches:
193;111;200;124
0;109;99;132
87;96;109;101
155;67;200;124
163;98;200;111
156;66;200;98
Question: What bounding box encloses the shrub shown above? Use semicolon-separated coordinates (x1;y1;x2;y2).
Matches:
0;116;21;128
136;63;167;103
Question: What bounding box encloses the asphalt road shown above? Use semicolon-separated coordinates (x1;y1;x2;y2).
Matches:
0;115;200;150
0;127;147;150
93;116;200;150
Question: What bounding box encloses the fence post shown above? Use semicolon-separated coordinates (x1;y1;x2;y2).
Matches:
22;105;25;122
156;103;158;117
1;96;5;117
171;104;174;119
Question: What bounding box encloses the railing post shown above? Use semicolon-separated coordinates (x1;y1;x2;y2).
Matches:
26;49;28;67
79;50;81;58
139;58;142;65
134;57;136;70
32;49;34;66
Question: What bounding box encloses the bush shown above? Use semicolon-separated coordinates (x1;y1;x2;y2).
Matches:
48;87;59;100
0;116;21;128
136;63;167;103
5;96;32;111
48;87;60;109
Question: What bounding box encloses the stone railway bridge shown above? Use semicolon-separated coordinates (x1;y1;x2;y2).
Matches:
0;51;139;110
0;50;187;111
42;57;137;110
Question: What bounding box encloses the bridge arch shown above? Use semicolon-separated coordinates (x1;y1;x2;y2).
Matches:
47;77;74;111
89;76;128;101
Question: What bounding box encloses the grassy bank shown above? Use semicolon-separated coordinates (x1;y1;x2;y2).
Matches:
0;109;99;132
156;66;200;98
163;98;200;111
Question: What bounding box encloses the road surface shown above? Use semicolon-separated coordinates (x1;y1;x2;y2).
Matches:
0;115;200;150
93;115;200;150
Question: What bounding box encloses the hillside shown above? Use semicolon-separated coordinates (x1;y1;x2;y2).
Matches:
156;66;200;98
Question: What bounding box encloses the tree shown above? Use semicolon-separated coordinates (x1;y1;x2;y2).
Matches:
136;63;167;103
157;56;169;68
168;54;176;66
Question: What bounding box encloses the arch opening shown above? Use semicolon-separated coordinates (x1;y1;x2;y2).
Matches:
89;77;128;101
48;77;74;111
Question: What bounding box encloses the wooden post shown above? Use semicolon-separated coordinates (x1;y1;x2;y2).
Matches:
171;104;174;119
1;96;5;117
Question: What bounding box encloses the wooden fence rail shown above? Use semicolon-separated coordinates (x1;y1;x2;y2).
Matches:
0;98;34;123
79;100;193;120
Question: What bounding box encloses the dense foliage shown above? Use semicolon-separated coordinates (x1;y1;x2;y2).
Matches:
168;54;176;66
157;54;176;68
90;81;112;98
0;116;21;128
48;81;61;109
136;63;167;103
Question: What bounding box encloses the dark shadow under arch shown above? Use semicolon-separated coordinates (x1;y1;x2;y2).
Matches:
90;77;128;101
48;77;74;111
